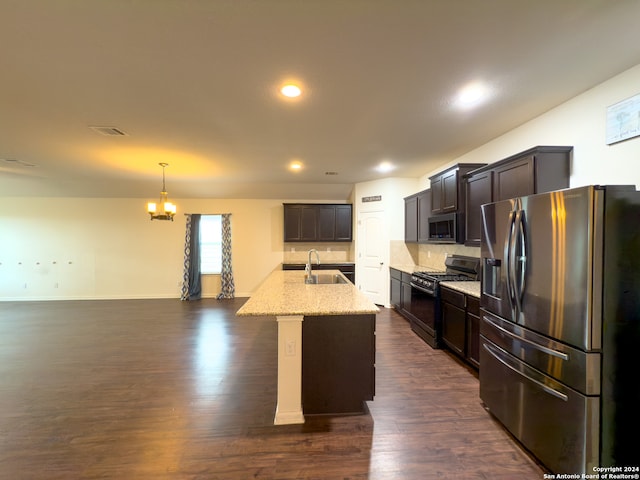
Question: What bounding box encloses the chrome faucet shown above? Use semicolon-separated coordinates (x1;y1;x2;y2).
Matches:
305;249;320;276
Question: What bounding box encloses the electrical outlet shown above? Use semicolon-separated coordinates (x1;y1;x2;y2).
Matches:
285;340;296;356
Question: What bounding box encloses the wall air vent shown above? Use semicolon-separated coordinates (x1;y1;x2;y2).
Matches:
89;126;128;136
2;158;36;167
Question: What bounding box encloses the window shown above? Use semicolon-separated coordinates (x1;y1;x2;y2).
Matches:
200;215;222;274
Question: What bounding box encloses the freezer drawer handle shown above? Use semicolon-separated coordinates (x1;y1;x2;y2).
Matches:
482;342;569;402
483;315;569;361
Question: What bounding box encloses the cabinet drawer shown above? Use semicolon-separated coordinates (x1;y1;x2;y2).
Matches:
441;287;465;309
401;272;413;284
390;268;401;281
467;295;480;316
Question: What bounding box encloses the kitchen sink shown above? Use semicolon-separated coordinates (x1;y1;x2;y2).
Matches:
304;274;348;285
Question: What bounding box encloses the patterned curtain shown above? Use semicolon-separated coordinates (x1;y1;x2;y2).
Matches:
180;214;202;301
217;213;235;299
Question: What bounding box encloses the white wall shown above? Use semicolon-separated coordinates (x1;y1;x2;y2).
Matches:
353;177;419;304
5;63;640;301
0;197;347;300
420;63;640;188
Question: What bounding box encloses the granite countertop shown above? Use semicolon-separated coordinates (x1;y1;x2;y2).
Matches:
236;269;379;317
440;281;481;298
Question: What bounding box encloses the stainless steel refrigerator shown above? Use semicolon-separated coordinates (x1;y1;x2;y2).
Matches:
480;185;640;474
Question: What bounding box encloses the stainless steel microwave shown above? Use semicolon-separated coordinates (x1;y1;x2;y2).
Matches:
427;212;461;243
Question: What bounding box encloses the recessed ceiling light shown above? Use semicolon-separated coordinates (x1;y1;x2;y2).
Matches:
280;84;302;98
453;82;491;110
376;161;395;173
289;160;303;171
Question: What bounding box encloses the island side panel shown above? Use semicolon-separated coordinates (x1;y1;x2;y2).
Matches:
302;314;376;415
274;315;305;425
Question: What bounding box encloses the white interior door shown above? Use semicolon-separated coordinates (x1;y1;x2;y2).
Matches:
357;210;387;306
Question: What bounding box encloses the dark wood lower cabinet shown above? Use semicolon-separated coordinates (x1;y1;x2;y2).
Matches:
390;268;401;309
441;285;480;369
441;287;466;357
302;314;375;415
466;296;480;368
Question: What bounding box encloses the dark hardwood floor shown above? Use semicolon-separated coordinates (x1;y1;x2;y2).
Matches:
0;298;545;479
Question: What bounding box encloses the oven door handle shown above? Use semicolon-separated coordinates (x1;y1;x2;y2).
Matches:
409;282;434;295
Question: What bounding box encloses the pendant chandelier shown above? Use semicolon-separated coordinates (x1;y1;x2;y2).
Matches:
147;162;177;221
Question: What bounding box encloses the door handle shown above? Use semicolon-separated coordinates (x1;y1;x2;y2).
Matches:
482;342;568;402
483;316;569;360
513;209;526;313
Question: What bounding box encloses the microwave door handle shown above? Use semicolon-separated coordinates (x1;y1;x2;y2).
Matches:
514;209;527;312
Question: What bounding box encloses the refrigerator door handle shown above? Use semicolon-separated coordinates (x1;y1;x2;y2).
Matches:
482;342;569;402
514;209;527;310
483;315;569;361
505;210;517;316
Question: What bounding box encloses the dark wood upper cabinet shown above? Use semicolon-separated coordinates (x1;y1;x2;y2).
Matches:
317;205;337;241
404;189;431;244
404;194;418;243
430;164;486;215
441;169;459;212
430;176;443;213
334;205;353;241
464;146;572;246
464;170;493;246
284;203;352;242
492;155;536;201
417;190;431;243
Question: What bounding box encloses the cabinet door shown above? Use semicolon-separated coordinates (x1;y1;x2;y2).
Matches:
404;195;418;243
284;205;303;241
401;281;413;318
442;302;466;357
465;170;493;246
493;155;535;201
335;205;353;241
441;287;466;357
300;206;318;241
430;175;443;214
390;276;401;310
317;206;336;241
441;169;459;212
417;190;431;243
466;295;480;368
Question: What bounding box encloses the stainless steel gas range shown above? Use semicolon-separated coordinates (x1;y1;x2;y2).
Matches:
407;255;480;348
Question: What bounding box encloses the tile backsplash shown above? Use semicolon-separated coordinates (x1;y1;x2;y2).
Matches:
389;240;480;270
419;243;480;270
283;243;352;263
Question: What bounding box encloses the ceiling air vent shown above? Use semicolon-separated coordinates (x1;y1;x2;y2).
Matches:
325;171;339;176
89;126;128;136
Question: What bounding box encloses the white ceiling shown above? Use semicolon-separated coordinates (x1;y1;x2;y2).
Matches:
2;0;640;200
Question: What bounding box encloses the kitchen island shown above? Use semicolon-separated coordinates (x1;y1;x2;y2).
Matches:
236;269;379;425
